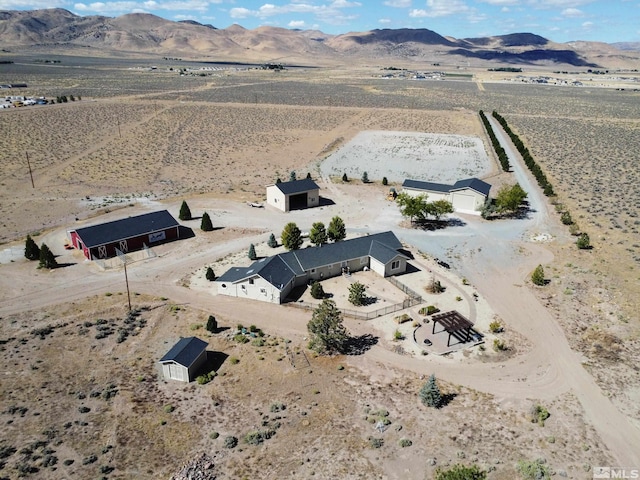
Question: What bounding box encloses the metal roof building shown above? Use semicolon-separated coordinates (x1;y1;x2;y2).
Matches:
159;337;208;383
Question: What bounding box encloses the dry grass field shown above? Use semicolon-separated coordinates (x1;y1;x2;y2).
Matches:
1;58;640;478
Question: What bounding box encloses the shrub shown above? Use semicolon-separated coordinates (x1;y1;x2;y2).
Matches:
399;438;412;447
361;171;369;183
206;315;217;332
229;357;240;365
382;177;388;186
248;243;257;260
234;333;249;344
267;233;278;248
368;437;383;448
435;464;487;480
78;406;90;413
493;339;507;351
348;281;366;306
393;329;404;341
560;211;573;225
196;371;216;384
270;402;286;413
179;200;192;221
531;264;545;286
489;320;502;333
530;404;550;426
394;313;411;324
342;173;348;182
577;232;591;249
209;431;219;439
516;459;550;480
223;436;238;449
164;405;175;413
310;281;325;299
200;212;213;231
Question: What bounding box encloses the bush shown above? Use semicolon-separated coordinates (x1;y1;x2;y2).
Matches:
560;211;573;225
209;431;219;439
200;212;213;231
493;339;507;351
234;333;249;344
348;281;366;306
310;281;325;299
164;405;175;413
382;177;388;186
435;464;487;480
342;173;348;182
179;200;191;221
229;357;240;364
196;371;217;384
248;243;257;260
270;402;286;413
489;320;502;333
368;437;383;448
206;315;217;332
393;329;404;341
530;404;550;426
531;264;545;286
577;232;591;249
223;436;238;449
399;438;412;448
267;233;278;248
516;459;550;480
394;313;411;324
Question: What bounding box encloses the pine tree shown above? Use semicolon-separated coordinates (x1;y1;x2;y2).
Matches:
289;171;297;182
276;177;282;184
205;267;215;281
179;200;192;221
307;299;348;355
248;243;257;260
306;172;312;179
382;177;388;186
38;243;58;269
206;315;217;333
24;235;40;261
267;233;278;248
328;216;346;242
200;212;213;231
309;222;327;246
348;282;366;306
419;374;442;408
281;222;303;250
531;264;545;286
342;173;348;182
361;171;369;183
310;281;325;299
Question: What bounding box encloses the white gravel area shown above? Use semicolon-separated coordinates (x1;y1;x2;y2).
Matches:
320;130;492;183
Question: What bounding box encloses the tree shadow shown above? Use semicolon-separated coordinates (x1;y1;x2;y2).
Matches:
344;333;378;355
414;218;466;231
439;392;457;408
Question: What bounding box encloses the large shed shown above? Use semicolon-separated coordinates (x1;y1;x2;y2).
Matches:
68;210;180;260
266;178;320;212
402;178;491;215
159;337;208;383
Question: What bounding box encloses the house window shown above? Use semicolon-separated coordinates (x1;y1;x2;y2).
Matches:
241;285;246;291
391;260;400;270
260;288;267;295
249;279;254;285
311;268;316;273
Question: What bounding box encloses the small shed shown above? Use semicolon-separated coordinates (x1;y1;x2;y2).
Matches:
159;337;208;383
266;178;320;212
68;210;180;260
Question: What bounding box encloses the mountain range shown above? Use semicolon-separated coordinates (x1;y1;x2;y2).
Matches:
1;8;638;69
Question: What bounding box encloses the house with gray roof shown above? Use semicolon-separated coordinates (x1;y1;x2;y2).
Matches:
402;178;491;215
159;337;208;382
216;231;409;304
266;178;320;212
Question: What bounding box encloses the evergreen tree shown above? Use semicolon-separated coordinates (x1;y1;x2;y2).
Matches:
289;171;297;182
179;200;192;221
307;299;348;355
342;173;348;182
419;374;442;408
248;243;257;260
205;267;215;281
281;222;303;250
24;235;40;261
348;281;366;306
577;232;591;250
267;233;278;248
306;172;312;179
38;243;58;269
276;177;282;184
531;264;545;286
200;212;213;231
327;216;346;242
309;222;327;246
310;281;325;299
382;177;388;186
361;171;369;183
206;315;217;333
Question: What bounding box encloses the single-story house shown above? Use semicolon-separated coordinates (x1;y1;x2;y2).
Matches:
159;337;208;383
68;210;180;260
266;178;320;212
402;178;491;215
216;231;409;304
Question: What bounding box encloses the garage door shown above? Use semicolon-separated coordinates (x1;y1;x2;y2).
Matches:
452;193;476;212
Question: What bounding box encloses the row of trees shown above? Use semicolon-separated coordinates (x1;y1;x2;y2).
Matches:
281;216;346;250
492;111;555;197
479;110;510;172
24;235;57;269
275;171;312;183
396;193;454;224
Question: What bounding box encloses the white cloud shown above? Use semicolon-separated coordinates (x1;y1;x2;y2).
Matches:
229;7;256;18
582;20;593;27
477;0;519;5
288;19;306;27
73;0;215;13
0;0;66;7
527;0;594;8
409;8;428;17
561;7;584;17
229;1;361;26
378;17;392;23
383;0;411;7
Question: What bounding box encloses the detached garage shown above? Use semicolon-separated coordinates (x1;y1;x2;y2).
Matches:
159;337;208;383
402;178;491;216
68;210;180;260
266;178;320;212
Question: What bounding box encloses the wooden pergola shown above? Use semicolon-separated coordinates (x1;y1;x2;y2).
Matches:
432;310;474;347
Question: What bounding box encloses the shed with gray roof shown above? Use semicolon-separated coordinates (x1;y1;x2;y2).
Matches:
159;337;208;382
402;178;491;215
266;178;320;212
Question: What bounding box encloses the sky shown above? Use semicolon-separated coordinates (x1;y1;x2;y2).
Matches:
2;0;639;43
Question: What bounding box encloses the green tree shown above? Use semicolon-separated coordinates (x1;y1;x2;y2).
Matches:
560;211;573;225
267;233;278;248
495;183;527;214
205;267;215;281
309;222;327;246
361;171;369;183
577;232;591;250
382;177;388;186
206;315;217;333
179;200;192;221
200;212;213;231
276;177;282;184
419;374;442;408
531;264;545;286
426;199;454;221
248;243;257;260
342;173;348;182
327;216;346;242
435;464;487;480
307;299;348;355
281;222;303;250
310;281;325;299
396;192;428;224
24;235;40;261
38;243;58;269
289;171;297;182
306;172;312;179
348;281;366;306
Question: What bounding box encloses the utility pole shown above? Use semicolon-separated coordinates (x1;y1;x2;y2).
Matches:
25;152;34;188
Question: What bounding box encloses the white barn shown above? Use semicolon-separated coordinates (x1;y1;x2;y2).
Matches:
266;178;320;212
159;337;208;383
402;178;491;215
